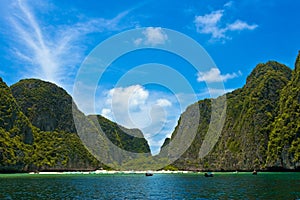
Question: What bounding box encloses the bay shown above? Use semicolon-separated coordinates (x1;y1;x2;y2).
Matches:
0;172;299;199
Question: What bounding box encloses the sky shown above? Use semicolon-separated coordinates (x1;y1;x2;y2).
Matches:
0;0;299;154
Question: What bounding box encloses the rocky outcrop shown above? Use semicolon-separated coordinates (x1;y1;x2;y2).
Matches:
0;78;34;172
11;79;77;133
1;52;299;172
0;78;151;172
0;78;33;144
162;55;300;171
266;52;300;170
90;115;150;154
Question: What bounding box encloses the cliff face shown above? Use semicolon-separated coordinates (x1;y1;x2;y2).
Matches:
0;78;33;144
11;79;77;133
0;78;34;172
266;52;300;170
87;115;151;170
163;57;299;171
3;79;100;171
0;78;151;172
1;53;299;172
91;115;150;154
0;79;102;171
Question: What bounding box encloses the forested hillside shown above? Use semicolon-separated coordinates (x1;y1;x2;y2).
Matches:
162;53;300;171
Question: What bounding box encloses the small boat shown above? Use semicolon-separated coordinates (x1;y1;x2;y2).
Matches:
145;172;153;176
252;170;257;175
204;172;214;177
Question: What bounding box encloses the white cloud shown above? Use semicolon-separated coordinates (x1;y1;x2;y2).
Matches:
100;86;147;134
197;68;242;83
194;10;226;39
100;85;180;154
8;0;131;88
194;3;258;41
133;38;143;46
156;99;172;107
227;20;258;31
101;85;171;129
110;85;149;112
224;1;233;8
134;27;168;46
143;27;168;45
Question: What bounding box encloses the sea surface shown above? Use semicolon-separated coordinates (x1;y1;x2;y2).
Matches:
0;172;299;199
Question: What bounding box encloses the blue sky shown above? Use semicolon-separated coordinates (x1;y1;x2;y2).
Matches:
0;0;299;154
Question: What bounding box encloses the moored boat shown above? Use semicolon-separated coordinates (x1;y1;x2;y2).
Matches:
204;172;214;177
145;172;153;176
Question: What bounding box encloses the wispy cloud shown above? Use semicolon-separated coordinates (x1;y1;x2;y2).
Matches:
7;0;131;88
134;27;168;46
197;68;242;83
194;2;258;41
227;20;258;31
224;1;234;8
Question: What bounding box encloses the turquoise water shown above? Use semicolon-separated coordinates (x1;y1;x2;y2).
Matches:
0;173;299;199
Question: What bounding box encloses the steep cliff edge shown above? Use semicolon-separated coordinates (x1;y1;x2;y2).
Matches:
0;78;33;172
162;58;297;171
266;52;300;170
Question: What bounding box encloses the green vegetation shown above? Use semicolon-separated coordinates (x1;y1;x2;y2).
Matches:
92;115;150;153
1;52;299;172
266;52;300;169
162;165;179;171
85;115;151;170
29;127;100;171
11;79;77;133
0;78;33;145
163;53;299;171
0;127;32;172
0;78;33;172
0;78;151;172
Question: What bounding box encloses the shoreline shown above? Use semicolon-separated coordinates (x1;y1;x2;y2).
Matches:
1;167;300;175
21;170;300;175
31;170;195;175
0;170;300;176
